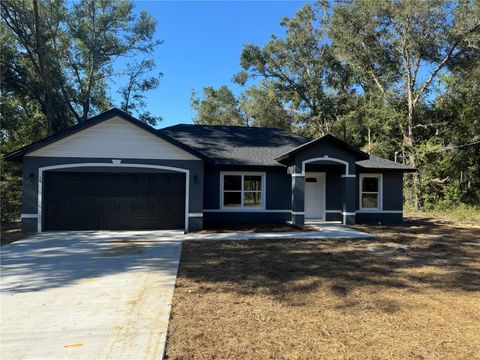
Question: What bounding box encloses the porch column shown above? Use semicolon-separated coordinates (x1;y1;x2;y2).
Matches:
341;175;356;225
291;174;305;225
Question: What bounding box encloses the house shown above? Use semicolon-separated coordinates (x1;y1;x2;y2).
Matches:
5;108;415;233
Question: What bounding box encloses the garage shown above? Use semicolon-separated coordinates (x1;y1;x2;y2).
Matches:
43;171;186;231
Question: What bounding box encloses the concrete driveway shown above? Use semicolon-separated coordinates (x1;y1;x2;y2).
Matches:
0;231;183;360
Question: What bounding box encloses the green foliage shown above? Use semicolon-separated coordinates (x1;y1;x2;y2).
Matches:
240;82;291;130
192;0;480;212
191;86;246;126
118;59;162;126
406;204;480;224
234;3;357;135
1;0;162;130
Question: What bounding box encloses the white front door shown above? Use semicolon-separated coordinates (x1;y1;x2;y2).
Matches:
304;172;325;220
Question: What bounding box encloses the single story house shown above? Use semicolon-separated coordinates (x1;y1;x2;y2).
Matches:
5;108;415;233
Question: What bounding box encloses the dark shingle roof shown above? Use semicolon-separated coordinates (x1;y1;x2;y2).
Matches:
161;124;307;166
162;124;416;171
4;106;415;173
356;155;416;172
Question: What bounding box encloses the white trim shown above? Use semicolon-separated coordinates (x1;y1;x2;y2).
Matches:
325;210;342;213
356;210;402;214
301;156;353;175
359;173;383;212
291;211;305;216
37;163;190;233
342;212;356;216
203;209;290;213
188;213;203;217
304;172;326;221
21;213;39;219
292;173;305;177
341;174;356;178
220;171;266;210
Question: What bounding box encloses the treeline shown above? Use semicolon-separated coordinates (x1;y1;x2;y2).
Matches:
1;0;162;222
191;1;480;212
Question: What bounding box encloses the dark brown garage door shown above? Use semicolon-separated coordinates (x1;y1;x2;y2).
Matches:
44;171;185;231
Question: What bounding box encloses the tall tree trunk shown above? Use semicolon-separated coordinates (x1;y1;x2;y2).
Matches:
367;127;371;154
405;103;421;210
33;0;54;135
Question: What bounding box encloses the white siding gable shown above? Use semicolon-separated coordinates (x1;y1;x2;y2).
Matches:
27;116;199;160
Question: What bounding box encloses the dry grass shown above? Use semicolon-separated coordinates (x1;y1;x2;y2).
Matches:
165;218;480;359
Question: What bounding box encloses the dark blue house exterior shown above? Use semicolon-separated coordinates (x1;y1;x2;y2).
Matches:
5;109;415;233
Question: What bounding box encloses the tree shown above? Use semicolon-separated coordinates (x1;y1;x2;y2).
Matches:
1;0;162;134
61;0;160;123
329;0;480;208
234;3;354;136
191;86;246;126
118;59;162;126
1;0;66;134
240;82;291;130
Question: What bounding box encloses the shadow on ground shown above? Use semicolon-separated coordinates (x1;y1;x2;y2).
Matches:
178;218;480;304
0;231;181;293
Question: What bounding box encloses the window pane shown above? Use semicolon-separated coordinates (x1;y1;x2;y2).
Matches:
244;176;262;191
224;192;241;207
362;193;378;208
224;175;242;190
362;177;378;192
244;192;261;207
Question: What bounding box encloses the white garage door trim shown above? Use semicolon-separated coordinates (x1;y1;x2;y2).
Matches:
37;162;190;233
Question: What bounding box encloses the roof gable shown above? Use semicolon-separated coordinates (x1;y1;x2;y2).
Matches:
275;134;369;163
27;116;200;160
5;109;207;162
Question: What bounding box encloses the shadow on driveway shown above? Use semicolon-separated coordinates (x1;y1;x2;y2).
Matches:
1;230;182;294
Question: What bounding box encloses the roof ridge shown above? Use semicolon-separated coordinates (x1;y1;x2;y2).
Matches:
161;123;293;131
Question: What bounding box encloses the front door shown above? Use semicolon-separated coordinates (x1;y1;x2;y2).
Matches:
304;172;325;220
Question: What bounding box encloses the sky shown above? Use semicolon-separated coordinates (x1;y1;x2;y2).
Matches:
109;1;311;128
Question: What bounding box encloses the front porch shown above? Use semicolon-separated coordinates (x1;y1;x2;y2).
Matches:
291;161;357;226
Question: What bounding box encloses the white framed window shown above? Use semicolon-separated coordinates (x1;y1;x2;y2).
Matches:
220;172;265;210
359;174;383;211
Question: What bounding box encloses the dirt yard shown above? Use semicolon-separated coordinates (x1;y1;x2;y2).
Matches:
165;217;480;359
1;223;24;246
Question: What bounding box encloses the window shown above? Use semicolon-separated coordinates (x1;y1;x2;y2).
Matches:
221;172;265;209
359;174;382;210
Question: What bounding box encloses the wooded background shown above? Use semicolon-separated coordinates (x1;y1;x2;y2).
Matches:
1;0;479;223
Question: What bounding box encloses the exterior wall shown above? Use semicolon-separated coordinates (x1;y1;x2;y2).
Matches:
21;156;203;232
286;140;406;225
293;142;358;175
356;212;403;223
290;141;359;225
203;165;292;224
19;153;406;231
355;171;404;223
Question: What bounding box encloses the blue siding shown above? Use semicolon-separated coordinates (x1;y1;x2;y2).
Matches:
204;211;290;224
356;212;403;223
203;165;291;211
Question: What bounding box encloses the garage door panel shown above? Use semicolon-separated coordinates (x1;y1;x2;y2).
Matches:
44;171;185;230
